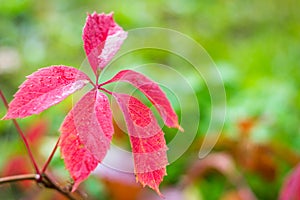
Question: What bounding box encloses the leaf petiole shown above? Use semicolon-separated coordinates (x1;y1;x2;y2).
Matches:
41;136;60;174
98;87;113;95
0;90;40;175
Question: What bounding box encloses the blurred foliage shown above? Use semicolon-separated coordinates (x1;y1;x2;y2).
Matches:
0;0;299;199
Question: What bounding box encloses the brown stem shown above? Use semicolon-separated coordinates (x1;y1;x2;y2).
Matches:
41;173;83;200
41;137;60;174
0;90;40;175
0;174;38;184
0;90;83;199
0;173;83;200
98;87;113;95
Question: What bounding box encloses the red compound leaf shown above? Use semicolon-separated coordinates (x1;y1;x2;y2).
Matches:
82;12;127;76
59;89;114;191
279;164;300;200
3;66;90;119
101;69;183;131
113;93;168;195
0;11;180;197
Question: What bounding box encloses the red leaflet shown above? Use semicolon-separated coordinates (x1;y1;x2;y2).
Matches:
59;122;99;191
72;90;114;161
3;66;90;119
279;164;300;200
113;93;168;195
59;89;114;190
82;12;127;76
101;70;183;131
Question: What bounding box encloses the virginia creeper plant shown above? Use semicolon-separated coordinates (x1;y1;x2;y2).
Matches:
1;12;182;197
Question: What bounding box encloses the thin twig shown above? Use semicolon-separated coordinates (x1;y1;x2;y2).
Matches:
0;90;9;108
41;174;82;200
0;90;83;199
0;90;40;175
0;174;38;184
98;87;113;95
0;173;83;200
41;137;60;174
12;119;41;175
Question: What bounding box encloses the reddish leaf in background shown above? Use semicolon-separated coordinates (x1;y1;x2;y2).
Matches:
1;120;48;188
279;164;300;200
59;90;114;190
83;12;127;75
102;70;183;131
26;119;48;145
3;66;90;119
1;156;33;188
113;93;168;195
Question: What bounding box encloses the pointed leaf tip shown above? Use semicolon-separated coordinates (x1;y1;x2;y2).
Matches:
113;93;168;195
102;70;182;130
59;90;114;190
83;12;127;75
138;169;166;197
4;66;90;119
59;128;99;192
178;125;184;132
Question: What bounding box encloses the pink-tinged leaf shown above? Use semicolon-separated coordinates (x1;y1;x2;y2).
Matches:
279;164;300;200
3;66;90;119
113;93;168;195
102;70;183;131
82;12;127;75
59;89;114;191
73;89;114;161
59;125;99;191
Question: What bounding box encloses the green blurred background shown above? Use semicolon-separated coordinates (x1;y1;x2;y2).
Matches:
0;0;299;199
